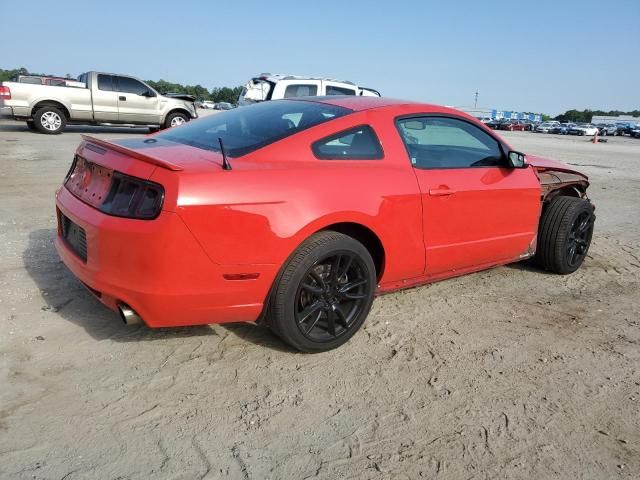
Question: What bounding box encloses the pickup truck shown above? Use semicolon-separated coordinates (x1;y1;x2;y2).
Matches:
0;71;197;134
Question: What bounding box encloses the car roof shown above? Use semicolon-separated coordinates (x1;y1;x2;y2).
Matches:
290;95;457;113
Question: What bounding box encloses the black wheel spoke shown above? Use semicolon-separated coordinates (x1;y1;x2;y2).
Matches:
301;282;323;295
297;301;323;324
339;279;367;295
327;308;337;336
330;254;342;282
309;270;327;290
334;305;349;328
337;255;353;279
305;310;323;334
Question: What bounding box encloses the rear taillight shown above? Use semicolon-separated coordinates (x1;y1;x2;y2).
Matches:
0;86;11;100
100;172;164;220
65;156;164;220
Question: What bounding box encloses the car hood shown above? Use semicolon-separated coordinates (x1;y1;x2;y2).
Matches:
526;154;588;179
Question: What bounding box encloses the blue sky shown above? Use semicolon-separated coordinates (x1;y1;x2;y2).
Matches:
1;0;638;115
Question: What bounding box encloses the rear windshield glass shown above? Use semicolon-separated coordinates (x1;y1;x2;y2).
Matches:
158;100;352;157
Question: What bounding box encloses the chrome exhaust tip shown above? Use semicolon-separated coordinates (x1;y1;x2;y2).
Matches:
118;303;143;326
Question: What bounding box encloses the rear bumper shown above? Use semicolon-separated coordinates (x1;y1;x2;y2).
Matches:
55;186;276;327
0;105;30;119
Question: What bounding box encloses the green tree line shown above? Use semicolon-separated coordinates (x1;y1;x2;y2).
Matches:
1;67;243;104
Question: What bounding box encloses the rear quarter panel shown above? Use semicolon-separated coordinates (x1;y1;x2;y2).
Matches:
154;108;427;285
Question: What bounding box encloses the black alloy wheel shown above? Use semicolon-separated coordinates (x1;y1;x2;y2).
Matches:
268;231;376;352
566;210;595;269
295;251;371;342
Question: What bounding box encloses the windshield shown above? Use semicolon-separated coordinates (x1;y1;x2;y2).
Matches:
158;100;352;157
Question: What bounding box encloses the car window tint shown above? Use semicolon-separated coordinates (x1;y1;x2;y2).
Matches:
97;74;113;91
326;85;357;96
116;76;148;95
312;125;383;160
158;100;351;157
396;117;504;169
284;84;318;98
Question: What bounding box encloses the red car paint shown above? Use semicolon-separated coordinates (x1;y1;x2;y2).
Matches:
54;98;589;327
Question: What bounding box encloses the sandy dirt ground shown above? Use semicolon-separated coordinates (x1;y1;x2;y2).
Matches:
1;119;639;480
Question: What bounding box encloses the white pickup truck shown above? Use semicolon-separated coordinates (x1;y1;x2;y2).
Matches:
238;73;381;105
0;71;197;134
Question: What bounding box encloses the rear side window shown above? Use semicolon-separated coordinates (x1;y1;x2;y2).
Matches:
396;116;504;169
97;75;113;91
312;125;383;160
326;85;356;96
284;84;318;98
116;76;149;95
158;100;352;157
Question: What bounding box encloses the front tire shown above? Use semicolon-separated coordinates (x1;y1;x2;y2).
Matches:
26;121;37;132
535;196;595;274
268;231;376;352
33;107;66;134
164;112;189;129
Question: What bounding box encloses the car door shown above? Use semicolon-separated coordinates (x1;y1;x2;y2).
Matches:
114;76;160;124
91;74;119;122
396;115;541;277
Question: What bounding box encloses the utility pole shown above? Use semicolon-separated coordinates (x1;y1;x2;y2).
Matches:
474;91;479;109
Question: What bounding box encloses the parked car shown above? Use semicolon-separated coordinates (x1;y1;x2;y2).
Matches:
550;123;574;135
568;124;599;136
535;121;559;133
519;119;535;131
631;127;640;138
486;119;508;129
616;122;637;136
595;124;618;136
215;102;234;110
54;97;595;352
476;117;492;124
0;71;197;134
501;121;527;131
238;73;381;105
200;101;216;109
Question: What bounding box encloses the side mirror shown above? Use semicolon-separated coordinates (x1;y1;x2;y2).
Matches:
142;90;156;98
508;151;527;168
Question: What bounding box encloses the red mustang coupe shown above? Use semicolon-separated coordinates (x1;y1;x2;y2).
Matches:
500;121;527;131
55;97;595;352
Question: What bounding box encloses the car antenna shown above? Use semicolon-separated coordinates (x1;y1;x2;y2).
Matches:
218;137;232;171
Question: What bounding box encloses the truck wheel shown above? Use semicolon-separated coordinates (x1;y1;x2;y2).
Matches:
535;196;595;274
268;231;376;353
164;112;189;129
26;121;37;132
33;107;66;134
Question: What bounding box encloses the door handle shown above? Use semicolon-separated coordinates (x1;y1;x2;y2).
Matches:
119;96;126;101
429;187;456;196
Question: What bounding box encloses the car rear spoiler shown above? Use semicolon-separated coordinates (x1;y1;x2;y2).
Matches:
80;135;184;171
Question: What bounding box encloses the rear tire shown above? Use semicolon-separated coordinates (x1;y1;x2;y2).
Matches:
268;231;376;352
33;106;67;134
535;196;595;274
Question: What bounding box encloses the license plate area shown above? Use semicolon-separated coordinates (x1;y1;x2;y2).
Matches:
60;212;87;262
65;156;114;209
